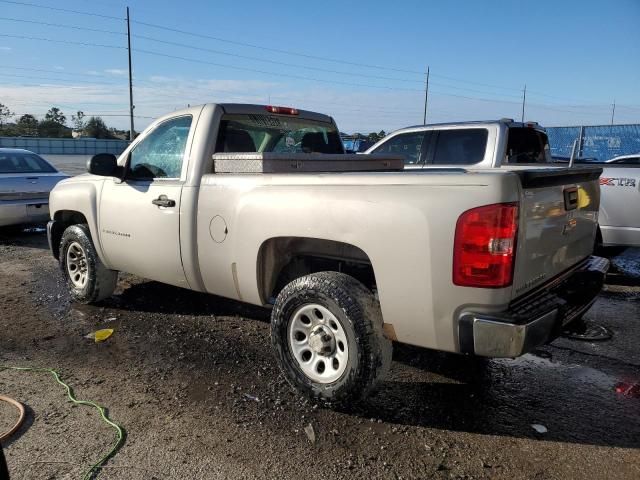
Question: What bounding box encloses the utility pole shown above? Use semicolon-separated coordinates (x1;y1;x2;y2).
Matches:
521;84;526;122
422;66;430;124
610;99;616;126
126;7;135;141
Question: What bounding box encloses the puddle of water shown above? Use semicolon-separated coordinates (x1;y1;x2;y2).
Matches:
611;248;640;278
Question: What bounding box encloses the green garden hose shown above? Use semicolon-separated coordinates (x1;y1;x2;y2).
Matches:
0;365;124;480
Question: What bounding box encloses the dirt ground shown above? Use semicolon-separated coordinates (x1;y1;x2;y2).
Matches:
1;229;639;480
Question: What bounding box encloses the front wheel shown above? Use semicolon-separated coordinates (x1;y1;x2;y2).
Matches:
59;224;118;304
271;271;392;404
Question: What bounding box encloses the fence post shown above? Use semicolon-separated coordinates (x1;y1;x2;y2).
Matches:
577;125;584;158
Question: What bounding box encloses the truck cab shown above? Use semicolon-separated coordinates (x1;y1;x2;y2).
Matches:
365;119;553;168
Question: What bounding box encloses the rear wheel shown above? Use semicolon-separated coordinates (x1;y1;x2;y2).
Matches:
59;224;118;304
271;271;392;404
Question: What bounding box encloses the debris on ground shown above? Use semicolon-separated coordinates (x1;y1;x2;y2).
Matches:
562;321;613;341
243;393;260;402
304;423;316;444
531;424;548;434
615;382;640;398
85;329;114;343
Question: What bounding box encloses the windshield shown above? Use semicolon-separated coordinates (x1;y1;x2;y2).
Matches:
505;128;553;164
0;152;57;174
215;114;344;154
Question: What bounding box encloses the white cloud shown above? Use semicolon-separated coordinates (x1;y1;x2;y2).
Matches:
0;46;12;51
53;66;64;71
85;70;100;75
149;75;173;83
104;69;127;76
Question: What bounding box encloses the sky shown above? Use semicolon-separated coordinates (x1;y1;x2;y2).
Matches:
0;0;639;134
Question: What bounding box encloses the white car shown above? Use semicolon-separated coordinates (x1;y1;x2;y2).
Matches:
604;154;640;165
0;148;68;228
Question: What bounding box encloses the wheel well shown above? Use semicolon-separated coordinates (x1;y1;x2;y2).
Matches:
258;237;377;303
51;210;89;259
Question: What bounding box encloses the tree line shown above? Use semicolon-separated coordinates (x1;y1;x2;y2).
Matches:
0;103;130;140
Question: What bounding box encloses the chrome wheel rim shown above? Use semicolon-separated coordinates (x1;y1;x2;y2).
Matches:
66;241;88;288
288;303;349;383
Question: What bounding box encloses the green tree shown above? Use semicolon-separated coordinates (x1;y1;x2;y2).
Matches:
71;110;85;132
0;103;14;128
37;120;71;138
84;116;114;139
45;107;66;126
16;114;38;136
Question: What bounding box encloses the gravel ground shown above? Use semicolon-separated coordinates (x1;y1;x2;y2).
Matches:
1;230;639;480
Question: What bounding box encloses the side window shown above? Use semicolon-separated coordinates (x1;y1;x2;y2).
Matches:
371;132;426;164
432;129;488;165
128;116;192;179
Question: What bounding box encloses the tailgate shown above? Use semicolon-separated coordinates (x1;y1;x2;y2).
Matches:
511;167;602;298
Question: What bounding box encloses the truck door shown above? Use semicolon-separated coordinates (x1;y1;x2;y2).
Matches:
99;115;193;289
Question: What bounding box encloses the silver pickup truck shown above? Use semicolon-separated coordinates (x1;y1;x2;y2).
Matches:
596;159;639;247
47;104;608;403
366;119;640;248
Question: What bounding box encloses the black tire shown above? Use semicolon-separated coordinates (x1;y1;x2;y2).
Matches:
59;224;118;304
271;271;392;404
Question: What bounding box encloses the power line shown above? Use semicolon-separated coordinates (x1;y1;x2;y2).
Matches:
12;112;154;118
134;48;424;92
0;73;125;86
132;19;425;75
132;34;424;85
0;7;635;116
0;73;122;88
0;14;528;99
3;65;128;80
0;33;124;49
0;9;631;108
0;16;125;35
428;73;521;93
0;0;123;20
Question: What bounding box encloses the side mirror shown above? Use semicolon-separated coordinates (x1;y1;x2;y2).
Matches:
87;153;119;177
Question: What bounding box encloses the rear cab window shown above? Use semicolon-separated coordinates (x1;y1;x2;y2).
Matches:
505;127;553;164
215;114;344;154
370;132;429;165
431;128;488;165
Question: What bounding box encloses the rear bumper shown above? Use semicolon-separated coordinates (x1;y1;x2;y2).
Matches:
0;202;49;227
458;255;609;357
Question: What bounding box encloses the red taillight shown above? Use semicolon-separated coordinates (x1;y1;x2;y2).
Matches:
453;203;519;288
265;105;299;115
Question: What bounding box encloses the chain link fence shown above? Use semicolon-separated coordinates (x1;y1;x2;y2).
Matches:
546;124;640;161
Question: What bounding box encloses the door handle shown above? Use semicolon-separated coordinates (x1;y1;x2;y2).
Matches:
152;195;176;208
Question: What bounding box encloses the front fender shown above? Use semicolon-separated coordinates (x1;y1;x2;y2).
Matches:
49;178;109;266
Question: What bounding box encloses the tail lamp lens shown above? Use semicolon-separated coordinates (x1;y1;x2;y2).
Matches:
265;105;299;115
453;203;519;288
